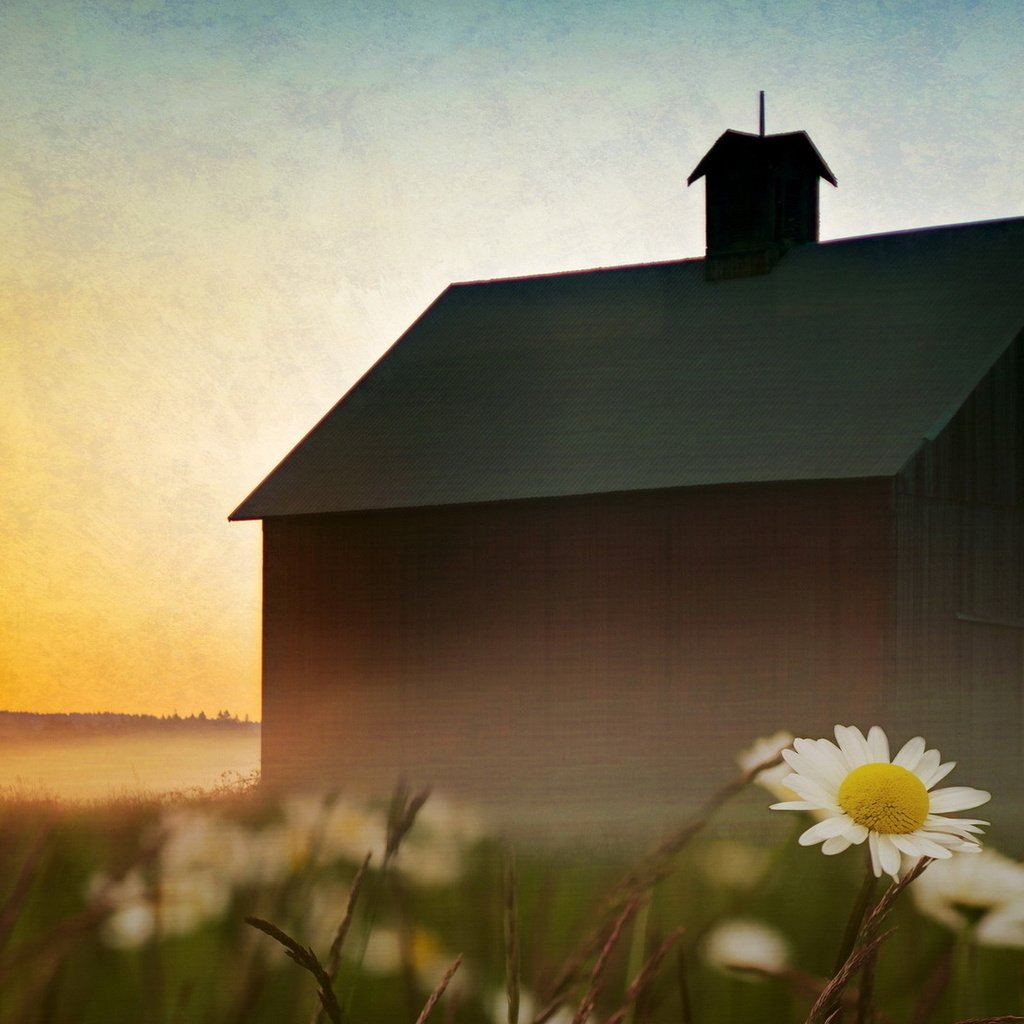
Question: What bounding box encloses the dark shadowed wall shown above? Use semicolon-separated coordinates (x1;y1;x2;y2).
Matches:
894;333;1024;845
261;479;893;839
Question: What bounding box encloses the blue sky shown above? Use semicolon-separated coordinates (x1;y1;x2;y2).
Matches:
2;0;1021;716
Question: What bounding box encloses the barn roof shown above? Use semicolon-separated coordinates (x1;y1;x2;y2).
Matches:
686;128;838;187
231;216;1024;520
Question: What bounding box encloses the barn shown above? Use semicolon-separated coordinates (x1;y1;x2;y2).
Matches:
231;121;1024;841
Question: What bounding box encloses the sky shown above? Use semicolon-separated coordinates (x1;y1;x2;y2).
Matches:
2;0;1021;720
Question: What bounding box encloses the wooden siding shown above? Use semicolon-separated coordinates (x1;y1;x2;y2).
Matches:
899;329;1024;506
261;479;892;838
893;495;1023;844
895;331;1024;845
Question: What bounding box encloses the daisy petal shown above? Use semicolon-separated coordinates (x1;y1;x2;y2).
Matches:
920;760;957;790
821;835;854;855
913;749;941;785
781;775;841;811
892;736;925;771
798;815;856;846
782;749;830;783
866;726;890;763
955;840;984;852
769;801;818;811
889;833;952;859
876;834;901;879
834;725;871;768
814;737;853;774
924;815;989;832
813;737;849;768
781;748;802;771
927;787;992;813
920;828;974;846
844;823;870;844
792;739;847;789
867;832;882;877
923;822;988;845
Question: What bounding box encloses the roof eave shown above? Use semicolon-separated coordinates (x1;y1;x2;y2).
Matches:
686;129;837;187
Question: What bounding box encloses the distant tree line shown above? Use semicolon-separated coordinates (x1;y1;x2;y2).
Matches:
0;710;260;741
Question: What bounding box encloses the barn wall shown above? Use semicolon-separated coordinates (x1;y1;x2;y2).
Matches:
261;479;893;838
895;332;1024;846
900;330;1023;506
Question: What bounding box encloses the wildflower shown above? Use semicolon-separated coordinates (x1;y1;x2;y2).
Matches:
158;808;250;881
239;821;311;885
489;990;580;1024
408;794;488;845
738;731;797;802
393;795;485;886
87;862;231;948
306;881;355;951
355;926;455;988
698;839;772;891
976;900;1024;948
770;725;990;880
911;846;1024;947
89;869;156;949
702;918;790;979
282;792;388;868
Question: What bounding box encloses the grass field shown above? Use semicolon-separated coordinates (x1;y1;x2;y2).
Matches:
1;749;1022;1024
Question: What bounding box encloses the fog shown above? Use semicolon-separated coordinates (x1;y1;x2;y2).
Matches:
0;731;260;801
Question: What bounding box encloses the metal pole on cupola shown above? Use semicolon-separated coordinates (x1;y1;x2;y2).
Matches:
759;90;765;136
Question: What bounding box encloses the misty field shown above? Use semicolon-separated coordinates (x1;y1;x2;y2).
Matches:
1;737;1022;1024
0;726;260;803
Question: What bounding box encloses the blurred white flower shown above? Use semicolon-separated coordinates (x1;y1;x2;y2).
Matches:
83;790;487;955
236;821;308;885
305;881;354;952
158;808;251;886
104;902;156;949
698;840;772;891
320;798;388;865
912;847;1024;946
282;792;388;868
490;990;580;1024
737;731;797;801
702;918;790;979
87;859;231;948
976;900;1024;948
354;926;454;988
154;868;232;935
391;793;488;886
410;794;488;846
89;869;156;949
393;843;463;886
358;927;401;974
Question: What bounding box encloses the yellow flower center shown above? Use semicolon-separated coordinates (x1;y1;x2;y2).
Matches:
837;763;929;834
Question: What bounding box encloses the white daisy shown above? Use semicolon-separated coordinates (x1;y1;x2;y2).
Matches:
911;847;1024;946
976;900;1024;948
702;918;790;979
770;725;991;880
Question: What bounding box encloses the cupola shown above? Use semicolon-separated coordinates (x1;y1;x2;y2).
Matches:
687;95;837;280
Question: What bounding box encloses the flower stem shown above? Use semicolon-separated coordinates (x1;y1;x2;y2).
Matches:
834;853;879;976
816;851;878;1023
952;923;976;1022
